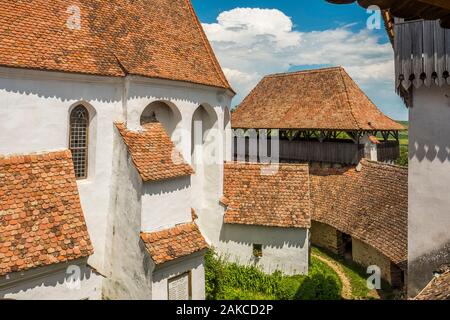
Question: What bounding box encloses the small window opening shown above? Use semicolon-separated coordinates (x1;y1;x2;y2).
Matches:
253;244;263;258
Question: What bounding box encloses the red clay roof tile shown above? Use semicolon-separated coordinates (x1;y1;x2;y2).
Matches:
116;122;194;182
223;163;312;229
232;67;404;131
223;159;407;266
140;222;208;265
0;150;93;276
0;0;232;91
415;271;450;300
310;159;407;267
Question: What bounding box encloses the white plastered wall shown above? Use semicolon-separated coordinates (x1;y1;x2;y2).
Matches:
103;131;153;299
0;67;123;277
0;67;234;300
408;85;450;296
151;254;206;300
124;77;233;247
218;224;310;275
141;176;193;232
0;262;103;300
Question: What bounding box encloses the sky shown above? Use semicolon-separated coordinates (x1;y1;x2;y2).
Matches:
191;0;407;121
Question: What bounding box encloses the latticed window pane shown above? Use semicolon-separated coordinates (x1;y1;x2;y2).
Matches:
70;106;89;179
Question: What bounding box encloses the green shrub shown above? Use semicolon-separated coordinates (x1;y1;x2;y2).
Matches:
295;273;341;300
205;249;343;300
395;146;408;167
204;249;226;300
217;287;276;300
273;275;304;300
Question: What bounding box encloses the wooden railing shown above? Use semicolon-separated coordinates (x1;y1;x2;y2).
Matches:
377;141;401;163
394;19;450;91
233;138;400;164
233;138;364;165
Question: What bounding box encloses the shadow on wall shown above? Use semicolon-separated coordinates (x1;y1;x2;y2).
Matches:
0;75;121;103
142;176;191;197
0;263;97;298
409;87;450;163
140;101;182;137
410;139;450;163
408;241;450;297
152;255;203;284
219;224;308;250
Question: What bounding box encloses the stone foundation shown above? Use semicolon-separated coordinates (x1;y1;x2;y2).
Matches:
352;238;393;284
310;221;342;254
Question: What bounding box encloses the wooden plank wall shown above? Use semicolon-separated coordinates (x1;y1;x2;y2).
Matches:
233;137;366;165
395;20;450;90
377;141;401;163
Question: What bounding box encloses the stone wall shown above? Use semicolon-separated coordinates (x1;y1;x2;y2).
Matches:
352;238;392;284
310;221;342;254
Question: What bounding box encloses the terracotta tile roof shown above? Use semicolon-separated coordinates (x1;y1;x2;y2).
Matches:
116;122;194;182
310;159;408;267
223;163;312;229
415;271;450;300
232;67;404;131
0;0;232;91
140;222;208;265
0;150;94;276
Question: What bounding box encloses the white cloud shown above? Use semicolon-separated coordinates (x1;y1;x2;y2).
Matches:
222;68;260;96
203;7;406;119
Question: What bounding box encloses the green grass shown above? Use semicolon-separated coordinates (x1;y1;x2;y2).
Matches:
312;247;371;299
311;247;396;300
205;249;342;300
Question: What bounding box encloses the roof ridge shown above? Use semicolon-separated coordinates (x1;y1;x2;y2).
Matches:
360;159;408;171
141;221;199;236
264;66;343;79
0;149;71;164
224;162;309;169
184;0;234;92
338;67;361;130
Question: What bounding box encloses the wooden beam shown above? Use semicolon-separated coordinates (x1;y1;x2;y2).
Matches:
417;0;450;11
328;0;450;11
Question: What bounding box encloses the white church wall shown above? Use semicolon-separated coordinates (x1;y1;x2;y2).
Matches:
0;261;103;300
125;77;233;247
0;67;234;300
218;225;310;276
141;176;193;232
151;254;206;300
408;85;450;296
103;131;153;300
0;67;122;276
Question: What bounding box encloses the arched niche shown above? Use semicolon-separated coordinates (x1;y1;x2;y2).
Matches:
223;107;232;162
191;104;219;167
140;100;182;137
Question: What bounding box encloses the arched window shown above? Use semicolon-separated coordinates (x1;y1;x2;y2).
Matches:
69;105;89;179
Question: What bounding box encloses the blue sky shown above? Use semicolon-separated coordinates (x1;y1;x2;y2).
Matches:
192;0;407;121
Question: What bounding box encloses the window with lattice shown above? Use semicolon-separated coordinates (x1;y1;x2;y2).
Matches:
69;105;89;179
